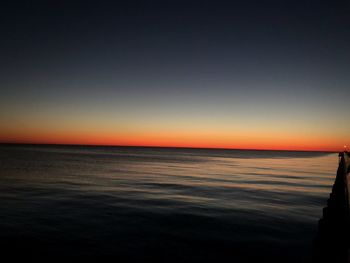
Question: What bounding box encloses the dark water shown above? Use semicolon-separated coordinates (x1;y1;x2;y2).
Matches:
0;145;337;262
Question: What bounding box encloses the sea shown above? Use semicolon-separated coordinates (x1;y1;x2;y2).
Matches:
0;144;337;262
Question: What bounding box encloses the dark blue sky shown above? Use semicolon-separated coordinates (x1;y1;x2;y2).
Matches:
0;0;349;150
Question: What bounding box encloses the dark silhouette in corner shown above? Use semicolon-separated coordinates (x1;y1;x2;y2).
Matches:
313;152;350;263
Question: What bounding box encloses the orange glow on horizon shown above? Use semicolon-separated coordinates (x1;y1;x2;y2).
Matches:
0;127;345;152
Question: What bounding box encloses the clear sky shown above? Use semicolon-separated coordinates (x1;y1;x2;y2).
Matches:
0;0;349;151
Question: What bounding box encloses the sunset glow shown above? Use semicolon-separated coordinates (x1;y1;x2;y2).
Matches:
0;122;346;152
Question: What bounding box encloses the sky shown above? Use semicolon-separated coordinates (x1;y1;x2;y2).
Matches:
0;0;349;151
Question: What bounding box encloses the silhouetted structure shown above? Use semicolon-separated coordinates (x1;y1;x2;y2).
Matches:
313;152;350;262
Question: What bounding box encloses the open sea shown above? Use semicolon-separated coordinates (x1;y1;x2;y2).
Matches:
0;144;337;262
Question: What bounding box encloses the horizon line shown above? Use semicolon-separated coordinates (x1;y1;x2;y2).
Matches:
0;142;338;153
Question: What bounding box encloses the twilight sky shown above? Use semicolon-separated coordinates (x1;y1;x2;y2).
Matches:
0;0;349;151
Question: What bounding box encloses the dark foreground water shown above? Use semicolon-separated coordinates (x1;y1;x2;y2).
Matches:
0;145;337;262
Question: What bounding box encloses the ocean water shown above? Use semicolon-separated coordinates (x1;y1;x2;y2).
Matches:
0;145;337;262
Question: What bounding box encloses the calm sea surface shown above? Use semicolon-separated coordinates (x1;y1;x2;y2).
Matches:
0;145;337;262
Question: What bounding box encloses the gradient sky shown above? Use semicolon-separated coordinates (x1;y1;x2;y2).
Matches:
0;0;349;151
